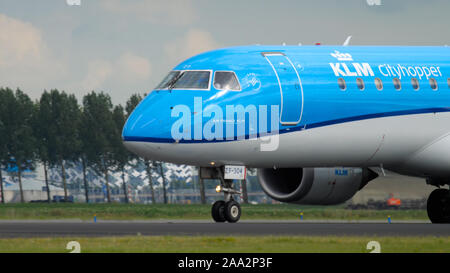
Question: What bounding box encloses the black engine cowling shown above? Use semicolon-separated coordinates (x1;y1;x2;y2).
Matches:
257;167;378;205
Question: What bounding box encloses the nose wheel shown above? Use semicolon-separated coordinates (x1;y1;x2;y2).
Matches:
211;168;242;223
211;200;226;222
212;199;241;223
224;200;241;222
427;188;450;223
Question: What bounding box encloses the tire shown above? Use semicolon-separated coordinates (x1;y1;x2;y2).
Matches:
427;189;450;224
224;200;241;223
211;200;226;222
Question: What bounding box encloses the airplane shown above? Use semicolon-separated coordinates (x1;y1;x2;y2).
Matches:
122;44;450;224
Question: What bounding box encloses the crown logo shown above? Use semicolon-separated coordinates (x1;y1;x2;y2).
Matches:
330;50;353;61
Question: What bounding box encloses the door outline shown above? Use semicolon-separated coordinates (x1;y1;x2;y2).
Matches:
262;52;304;126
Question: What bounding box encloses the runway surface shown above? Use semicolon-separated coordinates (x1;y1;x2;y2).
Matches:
0;220;449;238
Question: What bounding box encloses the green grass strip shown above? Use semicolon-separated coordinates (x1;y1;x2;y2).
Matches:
0;203;428;220
0;235;448;253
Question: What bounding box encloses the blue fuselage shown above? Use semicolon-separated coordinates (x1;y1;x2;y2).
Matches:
123;45;450;145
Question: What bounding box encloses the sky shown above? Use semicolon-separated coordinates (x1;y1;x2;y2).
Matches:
0;0;449;105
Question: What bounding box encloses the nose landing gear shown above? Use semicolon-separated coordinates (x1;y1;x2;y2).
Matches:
211;199;241;223
224;200;242;223
427;188;450;223
211;200;226;222
211;169;242;223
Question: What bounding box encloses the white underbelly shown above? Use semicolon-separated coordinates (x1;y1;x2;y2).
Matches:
124;112;450;169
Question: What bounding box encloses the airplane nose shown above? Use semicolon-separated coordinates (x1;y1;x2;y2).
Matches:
122;91;174;143
122;90;198;162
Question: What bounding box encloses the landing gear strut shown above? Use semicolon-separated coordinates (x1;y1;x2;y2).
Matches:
427;188;450;223
211;169;242;223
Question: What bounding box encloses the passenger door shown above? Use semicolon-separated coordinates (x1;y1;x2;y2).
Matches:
263;52;303;126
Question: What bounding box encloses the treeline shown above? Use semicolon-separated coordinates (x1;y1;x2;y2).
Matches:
0;87;149;203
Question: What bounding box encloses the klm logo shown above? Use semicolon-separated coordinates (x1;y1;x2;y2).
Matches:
329;50;374;77
330;63;374;77
330;50;353;61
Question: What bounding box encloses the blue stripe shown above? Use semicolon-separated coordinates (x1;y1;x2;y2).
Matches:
123;107;450;144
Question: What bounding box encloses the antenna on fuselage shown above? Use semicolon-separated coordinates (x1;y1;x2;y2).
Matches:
343;35;352;46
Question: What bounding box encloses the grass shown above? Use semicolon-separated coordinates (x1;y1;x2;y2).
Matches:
0;203;428;221
0;235;448;253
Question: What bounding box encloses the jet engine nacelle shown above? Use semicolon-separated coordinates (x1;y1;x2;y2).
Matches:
257;167;378;205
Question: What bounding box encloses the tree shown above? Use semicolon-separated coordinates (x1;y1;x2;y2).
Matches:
112;105;132;203
0;164;3;203
241;168;257;204
197;167;206;204
2;88;37;203
82;91;117;203
125;93;143;117
241;178;249;204
125;94;157;203
56;91;81;201
36;90;81;202
33;91;54;202
79;107;92;203
144;160;156;204
158;162;168;204
0;88;9;203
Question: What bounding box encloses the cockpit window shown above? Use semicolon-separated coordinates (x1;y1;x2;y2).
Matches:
155;71;181;89
155;70;211;90
213;71;241;91
172;71;211;90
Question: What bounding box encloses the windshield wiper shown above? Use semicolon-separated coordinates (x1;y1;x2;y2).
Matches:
168;72;184;90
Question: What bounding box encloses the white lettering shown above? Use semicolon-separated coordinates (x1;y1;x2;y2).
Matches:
203;105;223;141
407;67;417;77
194;97;203;140
226;104;258;140
377;64;443;80
354;63;374;76
378;64;389;77
391;66;402;79
171;105;191;140
399;65;410;77
387;65;395;77
415;66;424;79
422;67;431;79
329;63;346;76
342;63;357;76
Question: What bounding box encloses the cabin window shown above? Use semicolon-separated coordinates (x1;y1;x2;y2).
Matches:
213;71;241;91
338;78;346;91
393;78;401;91
356;78;365;91
429;78;438;91
374;78;383;90
171;71;211;90
411;78;420;90
155;71;181;89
